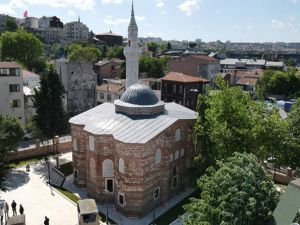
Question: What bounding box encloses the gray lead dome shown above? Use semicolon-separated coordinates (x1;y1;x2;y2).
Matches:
121;83;159;105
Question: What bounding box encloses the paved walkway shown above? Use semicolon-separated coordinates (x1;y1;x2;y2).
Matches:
0;153;78;225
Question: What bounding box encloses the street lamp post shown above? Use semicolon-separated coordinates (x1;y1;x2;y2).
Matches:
54;135;60;168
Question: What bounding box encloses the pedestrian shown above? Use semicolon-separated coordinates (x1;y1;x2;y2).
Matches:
11;200;17;216
44;216;49;225
19;204;24;215
4;202;8;220
0;206;3;225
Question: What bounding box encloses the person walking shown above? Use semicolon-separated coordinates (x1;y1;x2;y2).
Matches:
4;202;8;220
11;200;17;216
0;206;4;225
44;216;49;225
19;204;24;215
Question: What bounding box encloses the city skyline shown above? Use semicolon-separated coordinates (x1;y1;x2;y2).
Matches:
0;0;300;42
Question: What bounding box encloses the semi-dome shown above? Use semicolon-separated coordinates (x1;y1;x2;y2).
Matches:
120;83;159;105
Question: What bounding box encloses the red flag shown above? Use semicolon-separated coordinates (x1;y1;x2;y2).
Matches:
23;10;28;18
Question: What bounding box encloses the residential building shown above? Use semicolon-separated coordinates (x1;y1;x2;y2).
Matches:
161;71;209;110
64;19;89;42
70;4;196;218
55;58;97;116
169;55;220;82
0;62;25;125
38;16;63;29
0;14;16;33
96;82;124;105
23;70;40;90
94;58;124;84
96;31;123;46
23;17;39;29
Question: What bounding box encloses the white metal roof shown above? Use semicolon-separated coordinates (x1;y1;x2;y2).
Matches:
69;102;197;144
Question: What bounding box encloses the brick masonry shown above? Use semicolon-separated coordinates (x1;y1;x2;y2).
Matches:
71;119;195;218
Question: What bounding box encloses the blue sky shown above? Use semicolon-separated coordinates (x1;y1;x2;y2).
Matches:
0;0;300;42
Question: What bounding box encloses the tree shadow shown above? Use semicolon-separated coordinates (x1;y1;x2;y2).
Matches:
2;169;30;191
32;162;51;182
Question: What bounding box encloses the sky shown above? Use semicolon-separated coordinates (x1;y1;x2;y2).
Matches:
0;0;300;42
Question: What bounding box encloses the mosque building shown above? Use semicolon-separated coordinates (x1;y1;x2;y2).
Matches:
69;3;197;217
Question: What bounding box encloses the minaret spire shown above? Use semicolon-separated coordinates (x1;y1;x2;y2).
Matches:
124;1;141;89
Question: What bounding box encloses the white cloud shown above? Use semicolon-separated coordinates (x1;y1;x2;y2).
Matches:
101;0;123;4
292;0;298;4
215;9;221;15
103;15;129;26
155;0;166;14
177;0;202;16
160;10;166;15
0;0;95;13
156;2;164;8
272;19;286;29
136;16;146;21
67;10;76;17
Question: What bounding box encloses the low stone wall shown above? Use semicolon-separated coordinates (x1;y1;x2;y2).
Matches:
8;141;72;162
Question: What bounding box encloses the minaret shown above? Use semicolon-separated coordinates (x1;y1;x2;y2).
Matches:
124;1;141;89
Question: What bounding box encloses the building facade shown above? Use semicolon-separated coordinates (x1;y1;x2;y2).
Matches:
96;31;123;46
161;71;209;110
94;58;124;84
0;62;25;125
70;4;196;218
169;55;220;82
55;58;97;116
64;19;89;42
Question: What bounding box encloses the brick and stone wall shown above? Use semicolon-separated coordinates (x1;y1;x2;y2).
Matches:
7;141;72;162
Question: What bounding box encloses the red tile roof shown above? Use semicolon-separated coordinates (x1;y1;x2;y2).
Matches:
23;70;40;79
0;62;21;68
191;55;218;62
236;77;258;86
162;71;210;83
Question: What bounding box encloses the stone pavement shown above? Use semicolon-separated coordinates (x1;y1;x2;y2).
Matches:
0;152;78;225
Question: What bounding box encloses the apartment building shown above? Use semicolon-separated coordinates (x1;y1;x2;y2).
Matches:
0;62;25;125
64;19;89;42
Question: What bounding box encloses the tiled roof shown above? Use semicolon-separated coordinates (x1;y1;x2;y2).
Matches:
0;62;21;68
235;68;264;79
97;31;122;36
191;55;219;62
161;71;210;83
97;83;125;95
69;102;197;144
23;70;40;79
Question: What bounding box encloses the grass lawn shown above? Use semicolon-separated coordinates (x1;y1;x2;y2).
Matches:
153;189;200;225
55;186;80;203
8;157;43;169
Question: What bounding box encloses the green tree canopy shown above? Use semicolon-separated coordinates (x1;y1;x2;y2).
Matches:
67;44;102;62
193;79;293;173
107;46;125;60
184;152;279;225
33;67;68;139
147;42;158;56
0;30;45;72
257;69;300;99
0;116;24;163
5;17;18;32
139;56;168;78
188;42;197;49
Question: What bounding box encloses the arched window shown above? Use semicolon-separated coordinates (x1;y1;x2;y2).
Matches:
175;129;181;142
175;150;179;160
103;159;114;177
169;153;173;162
180;148;185;158
155;149;161;164
90;158;96;180
89;135;95;151
119;158;125;174
72;138;77;151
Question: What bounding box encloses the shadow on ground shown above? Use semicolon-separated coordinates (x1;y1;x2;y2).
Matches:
3;169;30;191
32;162;52;182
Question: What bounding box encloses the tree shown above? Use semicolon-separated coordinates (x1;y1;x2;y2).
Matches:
33;67;68;140
167;42;172;50
147;42;158;56
184;152;279;225
5;17;18;32
139;56;168;78
0;116;24;163
0;30;45;72
286;99;300;169
188;42;197;49
67;44;102;62
257;69;300;100
107;46;125;60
